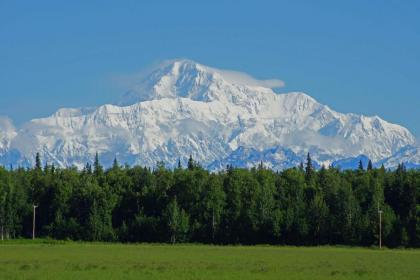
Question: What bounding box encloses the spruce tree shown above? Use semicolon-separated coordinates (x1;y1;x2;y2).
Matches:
305;153;314;181
94;152;103;176
112;157;119;170
35;152;42;170
380;164;386;173
358;160;364;171
367;160;373;171
85;162;92;174
187;155;194;170
299;162;304;171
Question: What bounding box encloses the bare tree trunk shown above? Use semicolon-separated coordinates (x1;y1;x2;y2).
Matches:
1;225;3;241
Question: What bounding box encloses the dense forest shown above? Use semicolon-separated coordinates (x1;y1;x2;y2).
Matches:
0;153;418;247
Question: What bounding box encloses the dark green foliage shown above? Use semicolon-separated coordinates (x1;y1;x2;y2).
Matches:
367;160;373;171
0;154;419;248
305;153;314;182
35;153;42;171
187;155;195;170
166;198;189;243
358;160;364;171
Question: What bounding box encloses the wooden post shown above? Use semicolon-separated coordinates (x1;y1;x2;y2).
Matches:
32;205;38;240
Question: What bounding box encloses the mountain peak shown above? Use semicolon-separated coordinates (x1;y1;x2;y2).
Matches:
157;59;208;77
164;58;203;69
118;59;286;106
118;59;216;105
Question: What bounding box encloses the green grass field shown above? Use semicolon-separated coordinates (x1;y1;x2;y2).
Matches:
0;241;419;280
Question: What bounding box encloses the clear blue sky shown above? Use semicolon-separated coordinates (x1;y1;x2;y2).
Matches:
1;0;419;137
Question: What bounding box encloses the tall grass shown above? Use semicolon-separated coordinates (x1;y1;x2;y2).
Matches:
0;242;419;279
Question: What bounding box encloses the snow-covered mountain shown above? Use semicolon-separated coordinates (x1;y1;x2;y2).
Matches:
0;117;16;150
0;59;417;170
331;155;371;170
378;145;420;169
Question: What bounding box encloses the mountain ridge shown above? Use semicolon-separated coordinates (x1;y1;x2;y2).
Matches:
0;59;418;170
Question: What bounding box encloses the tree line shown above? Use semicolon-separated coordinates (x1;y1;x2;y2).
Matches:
0;153;418;247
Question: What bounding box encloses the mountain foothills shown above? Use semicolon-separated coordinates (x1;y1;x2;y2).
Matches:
0;59;419;170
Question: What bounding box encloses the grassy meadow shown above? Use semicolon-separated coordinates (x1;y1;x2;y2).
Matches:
0;241;419;280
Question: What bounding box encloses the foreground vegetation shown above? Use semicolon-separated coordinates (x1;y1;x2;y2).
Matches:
0;153;419;247
0;242;419;280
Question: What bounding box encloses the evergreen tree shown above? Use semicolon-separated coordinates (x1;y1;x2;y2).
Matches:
358;160;364;171
187;155;195;170
35;152;42;170
379;164;386;175
305;153;313;181
84;162;92;174
94;152;103;177
299;162;304;172
367;160;373;171
112;157;119;170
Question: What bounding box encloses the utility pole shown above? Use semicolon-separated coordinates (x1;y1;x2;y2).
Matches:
32;205;38;240
212;208;216;242
378;202;382;249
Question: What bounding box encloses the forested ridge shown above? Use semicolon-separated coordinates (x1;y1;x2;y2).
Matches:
0;153;419;247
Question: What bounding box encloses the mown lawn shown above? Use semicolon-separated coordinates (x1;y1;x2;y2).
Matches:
0;241;419;279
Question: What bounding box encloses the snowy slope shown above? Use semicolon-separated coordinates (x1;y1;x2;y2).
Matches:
378;145;420;169
0;117;16;152
208;146;307;171
331;155;371;170
0;59;417;170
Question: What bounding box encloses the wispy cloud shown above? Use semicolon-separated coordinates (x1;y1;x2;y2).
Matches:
212;69;285;88
0;116;15;130
110;58;285;90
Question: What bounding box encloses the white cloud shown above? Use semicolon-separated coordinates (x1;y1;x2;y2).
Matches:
212;69;285;88
0;116;15;131
110;58;285;90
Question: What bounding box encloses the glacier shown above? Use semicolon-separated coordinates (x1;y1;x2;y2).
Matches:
0;59;418;170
